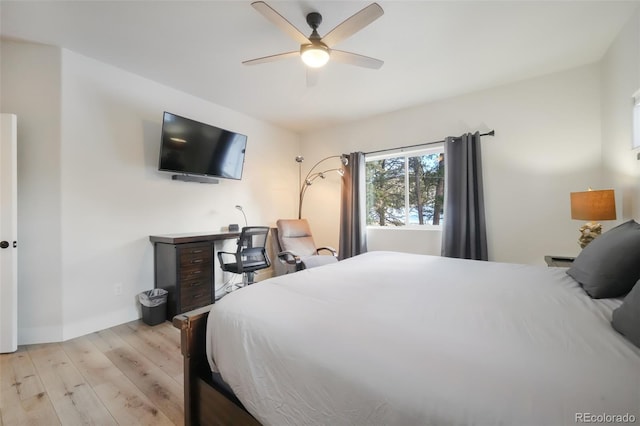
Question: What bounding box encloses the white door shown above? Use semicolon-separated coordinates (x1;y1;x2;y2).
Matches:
0;113;17;353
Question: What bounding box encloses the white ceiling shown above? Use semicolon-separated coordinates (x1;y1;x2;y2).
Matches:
2;1;639;134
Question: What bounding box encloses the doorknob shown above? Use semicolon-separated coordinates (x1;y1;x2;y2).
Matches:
0;241;9;249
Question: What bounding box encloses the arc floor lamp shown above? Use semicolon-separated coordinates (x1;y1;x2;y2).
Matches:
296;155;348;219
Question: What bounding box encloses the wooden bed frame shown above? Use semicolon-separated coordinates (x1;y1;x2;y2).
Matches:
172;305;261;426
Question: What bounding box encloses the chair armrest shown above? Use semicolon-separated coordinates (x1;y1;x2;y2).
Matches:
216;251;236;264
316;246;338;257
277;251;301;265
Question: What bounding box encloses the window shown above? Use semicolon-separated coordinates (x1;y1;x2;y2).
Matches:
633;90;640;149
366;148;445;226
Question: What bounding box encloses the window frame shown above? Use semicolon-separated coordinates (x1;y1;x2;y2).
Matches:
633;89;640;150
365;144;445;229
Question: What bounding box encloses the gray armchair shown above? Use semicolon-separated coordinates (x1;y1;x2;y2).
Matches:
273;219;338;274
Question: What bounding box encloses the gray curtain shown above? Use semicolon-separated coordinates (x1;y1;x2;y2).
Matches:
339;152;367;259
441;132;488;260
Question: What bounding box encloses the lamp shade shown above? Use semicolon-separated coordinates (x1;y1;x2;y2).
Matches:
570;189;616;221
301;44;330;68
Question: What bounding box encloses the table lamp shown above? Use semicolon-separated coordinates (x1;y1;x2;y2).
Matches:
570;188;616;248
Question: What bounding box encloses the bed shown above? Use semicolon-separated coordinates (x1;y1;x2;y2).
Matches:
173;251;640;426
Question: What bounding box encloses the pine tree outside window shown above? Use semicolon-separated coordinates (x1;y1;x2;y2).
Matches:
366;147;445;227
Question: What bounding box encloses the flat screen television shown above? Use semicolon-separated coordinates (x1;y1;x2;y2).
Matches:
158;111;247;180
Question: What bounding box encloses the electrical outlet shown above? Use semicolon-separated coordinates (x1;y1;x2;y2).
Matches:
114;283;123;296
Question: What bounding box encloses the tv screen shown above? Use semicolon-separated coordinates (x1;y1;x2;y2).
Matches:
158;112;247;180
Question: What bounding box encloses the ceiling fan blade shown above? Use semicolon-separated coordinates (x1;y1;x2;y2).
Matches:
331;50;384;69
242;51;299;66
251;1;310;45
321;3;384;47
306;68;319;88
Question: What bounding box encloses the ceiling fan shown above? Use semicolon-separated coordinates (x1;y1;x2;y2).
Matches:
243;1;384;73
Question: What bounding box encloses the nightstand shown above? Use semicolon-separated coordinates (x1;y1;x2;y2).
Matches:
544;255;575;267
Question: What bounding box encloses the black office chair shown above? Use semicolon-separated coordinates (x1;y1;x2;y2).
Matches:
217;226;271;285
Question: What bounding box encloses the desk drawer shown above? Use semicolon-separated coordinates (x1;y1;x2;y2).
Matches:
180;263;211;281
152;235;238;319
181;276;209;291
179;245;212;266
181;284;212;311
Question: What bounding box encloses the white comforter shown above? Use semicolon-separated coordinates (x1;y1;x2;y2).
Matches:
206;251;640;426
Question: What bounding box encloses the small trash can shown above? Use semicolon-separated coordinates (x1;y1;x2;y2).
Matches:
138;289;168;326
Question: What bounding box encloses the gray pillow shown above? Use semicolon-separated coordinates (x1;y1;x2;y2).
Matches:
612;281;640;348
567;220;640;298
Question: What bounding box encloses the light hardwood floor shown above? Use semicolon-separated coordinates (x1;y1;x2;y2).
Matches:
0;320;184;426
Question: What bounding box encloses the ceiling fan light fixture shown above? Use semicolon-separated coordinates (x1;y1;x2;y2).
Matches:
301;44;330;68
244;2;384;71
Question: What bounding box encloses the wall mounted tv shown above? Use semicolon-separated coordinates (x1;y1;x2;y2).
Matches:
158;112;247;181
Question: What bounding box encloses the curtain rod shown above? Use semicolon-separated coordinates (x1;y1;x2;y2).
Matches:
365;130;495;156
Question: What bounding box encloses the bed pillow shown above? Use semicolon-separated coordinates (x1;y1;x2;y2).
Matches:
612;281;640;348
566;220;640;298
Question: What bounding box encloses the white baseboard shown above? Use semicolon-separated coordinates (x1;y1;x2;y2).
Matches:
62;306;140;341
18;325;63;345
18;306;141;345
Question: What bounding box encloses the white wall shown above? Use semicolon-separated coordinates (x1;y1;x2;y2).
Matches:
301;64;604;265
2;39;300;343
1;41;64;343
601;10;640;220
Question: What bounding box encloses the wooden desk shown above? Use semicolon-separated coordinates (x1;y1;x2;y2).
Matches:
150;231;240;320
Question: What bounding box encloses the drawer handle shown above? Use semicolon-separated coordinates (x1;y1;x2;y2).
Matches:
192;293;203;299
190;282;203;287
189;270;202;275
191;259;203;264
191;249;203;254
